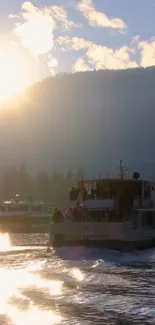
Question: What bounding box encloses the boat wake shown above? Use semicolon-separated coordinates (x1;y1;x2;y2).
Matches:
54;245;155;265
0;246;45;256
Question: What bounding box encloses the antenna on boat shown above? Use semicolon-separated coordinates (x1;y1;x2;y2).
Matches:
117;160;128;179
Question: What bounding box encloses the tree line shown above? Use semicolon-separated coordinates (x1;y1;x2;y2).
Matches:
0;164;84;208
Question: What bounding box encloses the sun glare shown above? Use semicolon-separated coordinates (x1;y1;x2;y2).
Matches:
0;51;28;101
0;233;11;251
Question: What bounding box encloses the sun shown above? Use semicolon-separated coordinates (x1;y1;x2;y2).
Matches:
0;51;29;101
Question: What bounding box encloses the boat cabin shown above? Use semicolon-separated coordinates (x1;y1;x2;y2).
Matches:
69;178;154;210
51;172;155;250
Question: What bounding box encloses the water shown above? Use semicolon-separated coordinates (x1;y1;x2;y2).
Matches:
0;233;154;325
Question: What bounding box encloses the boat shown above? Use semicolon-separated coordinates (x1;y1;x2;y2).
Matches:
50;166;155;251
0;201;54;233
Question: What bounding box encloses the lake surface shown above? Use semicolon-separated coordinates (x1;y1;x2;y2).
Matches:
0;233;154;325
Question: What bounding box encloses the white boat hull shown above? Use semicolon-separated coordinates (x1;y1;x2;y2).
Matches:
50;221;155;251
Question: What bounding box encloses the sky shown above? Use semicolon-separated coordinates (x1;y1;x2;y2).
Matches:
0;0;155;100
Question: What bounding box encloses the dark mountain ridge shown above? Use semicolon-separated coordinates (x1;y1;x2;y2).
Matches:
1;66;155;178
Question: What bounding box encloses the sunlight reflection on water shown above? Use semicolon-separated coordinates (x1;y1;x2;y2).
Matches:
0;265;62;324
0;233;63;325
0;233;11;251
8;305;61;325
71;268;84;282
0;233;155;324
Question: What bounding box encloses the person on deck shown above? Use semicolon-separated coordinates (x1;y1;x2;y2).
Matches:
90;187;95;199
70;187;75;200
52;209;64;223
95;184;100;199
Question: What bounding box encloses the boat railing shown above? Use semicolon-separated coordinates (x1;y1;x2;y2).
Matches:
69;197;153;210
69;199;114;209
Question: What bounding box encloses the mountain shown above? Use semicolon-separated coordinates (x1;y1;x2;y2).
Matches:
1;66;155;178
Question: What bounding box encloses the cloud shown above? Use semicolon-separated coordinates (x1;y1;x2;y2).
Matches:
12;2;55;56
139;39;155;67
22;2;75;31
86;44;137;70
57;36;92;50
49;5;75;30
47;54;58;75
77;0;126;29
10;1;76;74
57;36;138;70
73;57;93;72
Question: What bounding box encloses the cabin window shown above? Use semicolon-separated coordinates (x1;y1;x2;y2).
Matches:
132;211;139;228
123;212;130;221
99;211;107;221
89;211;97;220
96;211;101;222
144;186;151;199
152;212;155;228
104;211;122;222
141;211;155;228
145;211;153;227
108;211;116;222
141;213;145;227
89;211;106;222
100;211;107;221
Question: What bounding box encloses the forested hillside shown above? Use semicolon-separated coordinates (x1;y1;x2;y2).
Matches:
1;67;155;179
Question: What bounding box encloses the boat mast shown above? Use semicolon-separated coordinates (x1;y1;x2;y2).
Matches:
118;160;128;179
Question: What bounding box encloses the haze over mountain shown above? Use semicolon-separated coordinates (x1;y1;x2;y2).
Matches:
1;66;155;178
